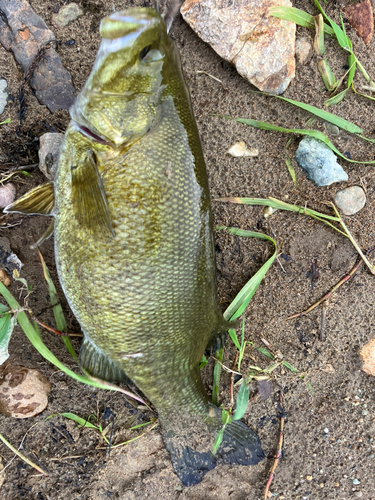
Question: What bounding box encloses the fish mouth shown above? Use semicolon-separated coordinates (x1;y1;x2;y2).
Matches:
77;124;111;145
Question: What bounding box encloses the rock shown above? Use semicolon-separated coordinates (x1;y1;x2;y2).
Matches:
0;78;8;115
344;0;373;44
295;37;312;65
0;457;4;488
334;186;366;215
0;0;75;112
52;3;84;28
0;237;23;275
325;122;340;137
0;183;16;209
39;133;64;180
0;364;51;418
0;270;11;287
360;339;375;376
227;141;259;157
181;0;295;95
294;137;348;186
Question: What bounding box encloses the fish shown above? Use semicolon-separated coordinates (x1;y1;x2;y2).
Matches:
6;7;263;485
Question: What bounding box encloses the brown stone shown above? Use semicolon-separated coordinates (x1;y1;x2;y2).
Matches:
360;339;375;376
0;0;75;111
344;0;373;44
181;0;295;94
0;364;51;418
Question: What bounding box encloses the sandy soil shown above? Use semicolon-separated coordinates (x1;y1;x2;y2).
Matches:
0;0;375;499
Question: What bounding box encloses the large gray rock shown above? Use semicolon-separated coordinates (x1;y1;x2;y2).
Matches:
295;137;348;186
181;0;295;95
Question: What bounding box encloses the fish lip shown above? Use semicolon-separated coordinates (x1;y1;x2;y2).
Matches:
70;120;113;147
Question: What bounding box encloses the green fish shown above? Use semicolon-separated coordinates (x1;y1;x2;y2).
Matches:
6;8;263;485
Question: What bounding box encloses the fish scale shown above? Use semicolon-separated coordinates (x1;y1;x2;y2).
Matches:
6;7;263;486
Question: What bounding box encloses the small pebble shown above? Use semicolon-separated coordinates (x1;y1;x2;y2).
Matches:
362;410;367;415
355;492;363;498
52;3;84;28
65;39;76;46
295;37;312;64
0;78;7;115
353;479;360;485
295;137;348;186
0;269;10;287
0;183;16;209
227;141;259;157
325;122;340;136
306;475;313;481
324;428;329;434
334;186;366;215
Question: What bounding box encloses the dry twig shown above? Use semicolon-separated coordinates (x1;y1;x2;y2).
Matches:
287;257;362;320
264;393;285;499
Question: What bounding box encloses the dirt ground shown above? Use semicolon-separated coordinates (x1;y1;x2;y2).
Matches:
0;0;375;498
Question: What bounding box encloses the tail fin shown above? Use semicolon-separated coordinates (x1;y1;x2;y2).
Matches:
161;406;263;486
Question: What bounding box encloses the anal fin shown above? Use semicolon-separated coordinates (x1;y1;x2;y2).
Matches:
79;336;131;384
4;182;54;215
71;149;114;237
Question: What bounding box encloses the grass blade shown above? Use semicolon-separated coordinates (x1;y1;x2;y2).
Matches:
282;361;299;373
269;6;334;34
38;250;77;361
212;344;223;405
235;118;375;164
0;432;47;475
255;346;275;359
218;228;277;321
0;312;16;365
233;381;249;420
324;89;348;107
285;157;297;187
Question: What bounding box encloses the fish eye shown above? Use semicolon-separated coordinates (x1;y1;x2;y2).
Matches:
140;45;151;59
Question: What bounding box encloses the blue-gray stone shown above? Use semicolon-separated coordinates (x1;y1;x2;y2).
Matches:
0;78;8;115
295;137;348;186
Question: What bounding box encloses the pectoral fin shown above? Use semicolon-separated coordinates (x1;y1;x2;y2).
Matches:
4;182;54;215
71;149;114;237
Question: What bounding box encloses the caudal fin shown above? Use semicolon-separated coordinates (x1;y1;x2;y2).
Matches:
161;406;263;486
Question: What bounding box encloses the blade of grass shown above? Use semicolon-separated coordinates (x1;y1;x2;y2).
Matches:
269;6;334;34
235;118;375;164
0;432;47;475
217;197;375;274
271;96;362;133
218;228;277;321
38;250;77;361
212;344;223;405
0;118;10;126
324;89;348;107
232;381;249;420
255;346;275;359
285;157;297;187
0;312;16;365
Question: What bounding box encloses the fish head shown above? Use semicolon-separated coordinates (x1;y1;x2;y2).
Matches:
71;8;177;147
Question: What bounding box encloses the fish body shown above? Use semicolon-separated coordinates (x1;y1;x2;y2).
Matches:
7;8;263;485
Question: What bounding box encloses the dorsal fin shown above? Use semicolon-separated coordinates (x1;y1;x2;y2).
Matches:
4;182;54;215
71;149;114;237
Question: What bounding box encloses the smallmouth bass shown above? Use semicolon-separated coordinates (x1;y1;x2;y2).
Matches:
7;8;263;485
